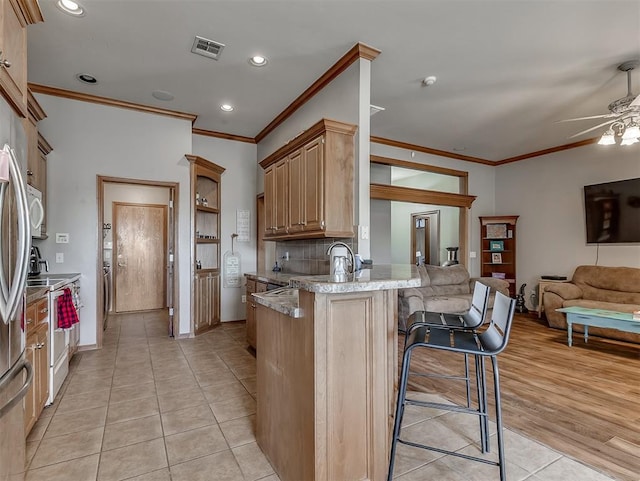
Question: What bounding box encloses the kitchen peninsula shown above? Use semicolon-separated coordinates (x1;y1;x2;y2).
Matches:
252;265;420;481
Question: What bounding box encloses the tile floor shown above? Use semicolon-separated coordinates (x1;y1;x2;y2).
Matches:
24;311;617;481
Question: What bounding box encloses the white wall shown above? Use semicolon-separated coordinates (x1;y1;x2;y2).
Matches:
34;95;192;345
192;134;258;322
371;142;496;277
496;144;640;307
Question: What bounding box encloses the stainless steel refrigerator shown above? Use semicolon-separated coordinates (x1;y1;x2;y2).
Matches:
0;141;33;481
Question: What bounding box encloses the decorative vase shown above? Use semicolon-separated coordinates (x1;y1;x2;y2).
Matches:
442;247;459;267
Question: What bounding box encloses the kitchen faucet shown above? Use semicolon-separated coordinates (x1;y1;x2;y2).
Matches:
326;241;355;275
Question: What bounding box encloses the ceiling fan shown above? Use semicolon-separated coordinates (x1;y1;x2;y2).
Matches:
559;60;640;145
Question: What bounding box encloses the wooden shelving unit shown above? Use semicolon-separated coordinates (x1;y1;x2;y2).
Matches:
479;215;519;297
187;154;225;335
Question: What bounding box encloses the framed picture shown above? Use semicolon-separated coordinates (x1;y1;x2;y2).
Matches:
491;252;502;264
489;240;504;252
486;223;507;239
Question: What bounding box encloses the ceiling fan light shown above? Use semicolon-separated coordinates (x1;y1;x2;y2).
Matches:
620;137;639;146
621;124;640;140
597;131;616;145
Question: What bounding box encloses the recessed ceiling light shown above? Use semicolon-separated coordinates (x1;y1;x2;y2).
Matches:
76;73;97;84
220;104;234;112
152;90;174;101
249;55;268;67
56;0;85;16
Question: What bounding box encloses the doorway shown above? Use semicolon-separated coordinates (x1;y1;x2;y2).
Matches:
97;176;179;348
411;210;440;265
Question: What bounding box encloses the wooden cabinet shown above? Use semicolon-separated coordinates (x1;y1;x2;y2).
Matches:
479;215;519;297
24;296;49;436
0;0;43;117
245;278;267;350
260;119;356;240
24;89;51;238
194;272;220;333
187;154;225;335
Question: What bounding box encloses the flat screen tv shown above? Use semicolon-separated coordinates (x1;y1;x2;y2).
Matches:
584;177;640;244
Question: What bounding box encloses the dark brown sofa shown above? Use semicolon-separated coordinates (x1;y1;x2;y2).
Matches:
543;265;640;343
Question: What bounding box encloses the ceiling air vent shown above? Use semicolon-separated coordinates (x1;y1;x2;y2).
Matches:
191;36;225;60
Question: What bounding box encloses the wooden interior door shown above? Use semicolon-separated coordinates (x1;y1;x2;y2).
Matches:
114;202;167;312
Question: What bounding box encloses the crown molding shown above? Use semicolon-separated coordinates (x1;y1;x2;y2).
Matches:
370;136;494;165
495;138;598;164
254;42;380;143
192;128;255;144
28;83;198;123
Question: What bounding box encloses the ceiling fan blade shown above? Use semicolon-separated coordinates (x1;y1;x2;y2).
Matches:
568;119;618;139
556;113;617;122
630;94;640;107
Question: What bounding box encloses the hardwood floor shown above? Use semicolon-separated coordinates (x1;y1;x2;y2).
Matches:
402;314;640;481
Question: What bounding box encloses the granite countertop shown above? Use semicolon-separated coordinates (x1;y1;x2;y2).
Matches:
289;264;420;294
26;273;81;291
250;265;420;317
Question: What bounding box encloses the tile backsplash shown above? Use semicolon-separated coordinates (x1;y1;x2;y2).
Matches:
274;238;357;275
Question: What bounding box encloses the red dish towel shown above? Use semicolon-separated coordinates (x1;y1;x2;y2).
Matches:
57;288;79;329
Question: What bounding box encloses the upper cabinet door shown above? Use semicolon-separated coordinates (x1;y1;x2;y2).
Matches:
0;0;28;116
287;149;304;233
302;136;324;232
273;159;288;235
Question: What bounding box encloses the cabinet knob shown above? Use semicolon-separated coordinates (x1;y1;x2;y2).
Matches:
40;307;48;314
0;52;10;69
26;318;33;324
27;170;33;176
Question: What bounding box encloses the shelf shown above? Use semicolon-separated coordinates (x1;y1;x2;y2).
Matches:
195;268;220;275
196;205;219;214
483;262;513;266
196;238;219;243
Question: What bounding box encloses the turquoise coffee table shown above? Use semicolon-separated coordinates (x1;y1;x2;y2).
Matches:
556;306;640;347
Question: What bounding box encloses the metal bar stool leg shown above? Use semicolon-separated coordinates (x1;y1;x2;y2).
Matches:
492;355;506;481
388;346;413;481
474;354;488;453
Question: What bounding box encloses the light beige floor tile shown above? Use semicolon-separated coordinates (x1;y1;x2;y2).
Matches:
240;376;257;395
27;414;52;442
165;424;229;465
98;438;167;481
70;367;114;382
55;388;111;414
64;376;113;396
44;406;107;438
170;450;245;481
232;441;275;480
531;457;615;481
255;475;281;481
109;381;157;404
30;426;104;469
161;403;216;436
210;392;256;423
25;440;39;467
503;429;562;473
400;417;473;456
393;459;469;480
157;386;206;413
439;435;530;481
102;414;163;451
124;468;171;481
26;453;99;481
201;380;249;403
151;363;192;381
107;395;159;424
219;415;256;448
155;373;199;395
390;442;442;478
112;370;154;388
194;367;238;387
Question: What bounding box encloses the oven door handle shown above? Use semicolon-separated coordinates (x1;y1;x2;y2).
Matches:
0;359;33;419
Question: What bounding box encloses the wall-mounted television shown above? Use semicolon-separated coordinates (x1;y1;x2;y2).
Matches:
584;177;640;244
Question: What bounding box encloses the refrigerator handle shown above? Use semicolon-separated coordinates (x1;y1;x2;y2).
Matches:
0;145;30;324
0;359;33;419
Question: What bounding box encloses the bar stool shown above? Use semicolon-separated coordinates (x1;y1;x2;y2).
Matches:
388;291;516;481
404;281;492;449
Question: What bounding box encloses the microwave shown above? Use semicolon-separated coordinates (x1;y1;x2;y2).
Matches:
26;184;44;237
